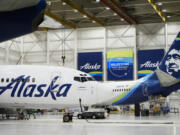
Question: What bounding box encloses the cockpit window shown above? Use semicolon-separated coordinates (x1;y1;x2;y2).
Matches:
74;76;95;82
81;77;87;82
74;77;81;82
87;77;95;81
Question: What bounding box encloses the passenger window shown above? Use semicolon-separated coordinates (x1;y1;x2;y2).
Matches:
32;78;35;83
22;79;25;83
26;78;30;83
6;78;9;83
1;78;4;83
74;77;81;82
16;79;20;82
81;77;87;82
11;78;15;82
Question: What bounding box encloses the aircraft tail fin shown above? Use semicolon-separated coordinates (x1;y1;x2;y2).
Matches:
156;32;180;87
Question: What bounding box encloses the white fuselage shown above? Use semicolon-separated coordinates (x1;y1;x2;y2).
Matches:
0;65;138;109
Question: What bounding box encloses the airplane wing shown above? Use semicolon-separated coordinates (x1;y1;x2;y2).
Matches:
0;0;41;12
0;0;46;43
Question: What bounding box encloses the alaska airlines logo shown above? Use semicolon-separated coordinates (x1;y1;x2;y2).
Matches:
140;61;160;68
80;63;101;70
0;75;72;100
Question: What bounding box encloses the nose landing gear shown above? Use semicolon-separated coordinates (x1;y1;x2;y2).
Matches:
63;113;73;122
63;98;83;122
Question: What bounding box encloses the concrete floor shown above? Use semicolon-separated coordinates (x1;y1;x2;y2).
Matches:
0;114;180;135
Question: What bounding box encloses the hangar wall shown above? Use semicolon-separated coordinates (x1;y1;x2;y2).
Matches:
0;41;20;64
0;22;180;107
0;22;180;69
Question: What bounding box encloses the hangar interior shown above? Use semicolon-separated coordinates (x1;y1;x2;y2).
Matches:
1;0;180;135
1;23;180;109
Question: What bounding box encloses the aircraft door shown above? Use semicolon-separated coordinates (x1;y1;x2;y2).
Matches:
83;78;97;105
90;82;97;102
76;76;98;106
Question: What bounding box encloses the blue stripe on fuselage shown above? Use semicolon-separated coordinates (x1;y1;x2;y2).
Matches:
112;73;161;105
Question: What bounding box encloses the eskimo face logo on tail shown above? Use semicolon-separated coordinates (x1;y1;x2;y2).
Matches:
165;48;180;76
159;32;180;79
0;75;72;100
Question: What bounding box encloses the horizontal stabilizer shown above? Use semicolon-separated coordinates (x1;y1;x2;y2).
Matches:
155;69;180;87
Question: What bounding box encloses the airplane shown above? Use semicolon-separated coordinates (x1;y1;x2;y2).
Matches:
0;0;46;42
0;32;180;122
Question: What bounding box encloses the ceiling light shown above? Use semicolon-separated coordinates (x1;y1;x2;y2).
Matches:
47;1;51;6
83;15;87;18
113;13;117;16
106;7;110;10
92;21;96;23
74;9;78;13
121;18;124;21
62;2;66;5
167;15;171;18
162;9;167;12
157;2;162;6
92;0;100;3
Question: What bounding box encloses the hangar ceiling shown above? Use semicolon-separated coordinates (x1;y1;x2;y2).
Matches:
45;0;180;29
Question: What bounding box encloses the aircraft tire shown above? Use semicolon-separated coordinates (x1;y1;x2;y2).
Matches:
63;115;70;122
78;114;82;119
92;115;96;119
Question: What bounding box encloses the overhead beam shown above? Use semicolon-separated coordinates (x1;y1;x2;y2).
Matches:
110;0;138;24
45;10;77;29
61;0;105;27
100;0;132;25
38;27;65;31
147;0;167;22
38;27;49;31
